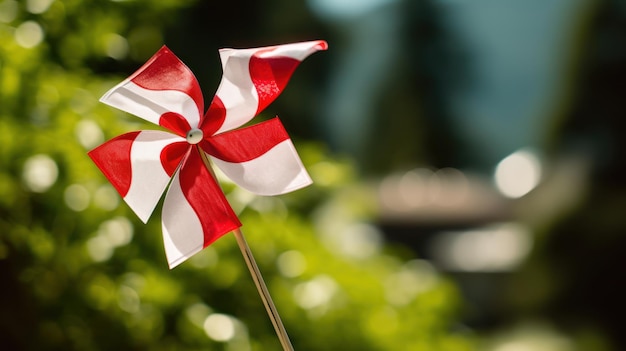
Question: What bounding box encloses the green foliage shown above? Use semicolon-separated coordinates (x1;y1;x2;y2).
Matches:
0;0;474;349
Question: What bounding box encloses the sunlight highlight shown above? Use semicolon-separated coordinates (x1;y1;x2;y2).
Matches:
204;314;235;342
432;223;533;272
22;154;58;192
494;149;542;198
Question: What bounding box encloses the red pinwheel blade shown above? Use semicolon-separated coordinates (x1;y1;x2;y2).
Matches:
100;46;205;137
88;130;188;223
203;117;312;196
161;149;241;268
202;40;328;136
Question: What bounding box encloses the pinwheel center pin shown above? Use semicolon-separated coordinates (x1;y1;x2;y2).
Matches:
186;128;203;144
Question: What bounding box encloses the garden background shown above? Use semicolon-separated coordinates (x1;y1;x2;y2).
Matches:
1;0;625;350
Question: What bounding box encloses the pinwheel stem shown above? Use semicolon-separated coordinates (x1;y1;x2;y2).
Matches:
233;229;294;351
198;149;294;350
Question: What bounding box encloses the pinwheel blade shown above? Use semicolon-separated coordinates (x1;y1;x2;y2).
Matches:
205;118;312;196
100;46;205;136
203;40;328;135
162;149;241;268
88;130;188;223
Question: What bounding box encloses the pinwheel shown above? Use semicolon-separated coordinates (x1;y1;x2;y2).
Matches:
89;40;326;267
89;40;327;350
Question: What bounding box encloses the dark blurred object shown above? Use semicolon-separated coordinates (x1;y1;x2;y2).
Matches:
538;0;626;349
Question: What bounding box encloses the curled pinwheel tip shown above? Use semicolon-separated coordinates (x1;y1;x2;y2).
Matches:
315;40;329;50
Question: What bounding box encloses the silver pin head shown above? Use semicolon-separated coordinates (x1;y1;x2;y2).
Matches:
186;128;204;144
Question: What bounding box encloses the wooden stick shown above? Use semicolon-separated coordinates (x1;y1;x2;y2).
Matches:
198;148;294;350
233;228;294;351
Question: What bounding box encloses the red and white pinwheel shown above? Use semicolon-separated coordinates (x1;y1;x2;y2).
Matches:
89;40;327;268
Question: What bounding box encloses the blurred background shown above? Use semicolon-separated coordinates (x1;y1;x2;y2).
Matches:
1;0;625;350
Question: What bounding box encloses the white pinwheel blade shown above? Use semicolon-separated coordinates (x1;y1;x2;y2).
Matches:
161;149;241;269
100;46;204;132
89;130;187;223
205;118;312;196
210;40;328;134
161;168;205;268
211;139;312;196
